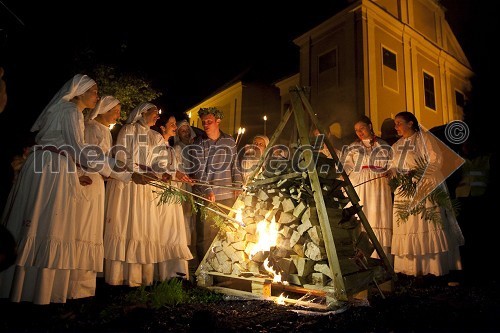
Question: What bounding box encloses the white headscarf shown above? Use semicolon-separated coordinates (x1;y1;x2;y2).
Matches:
253;135;270;147
174;119;197;144
31;74;96;132
126;102;156;124
87;95;120;120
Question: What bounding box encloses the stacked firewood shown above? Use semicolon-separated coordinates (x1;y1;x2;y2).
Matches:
200;163;376;288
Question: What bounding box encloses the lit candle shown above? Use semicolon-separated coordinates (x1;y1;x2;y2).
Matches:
263;116;267;136
235;127;242;144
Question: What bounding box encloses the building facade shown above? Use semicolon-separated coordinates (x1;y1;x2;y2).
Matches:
288;0;472;141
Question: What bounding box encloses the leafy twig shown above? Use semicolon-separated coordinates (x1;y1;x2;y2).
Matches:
389;156;459;225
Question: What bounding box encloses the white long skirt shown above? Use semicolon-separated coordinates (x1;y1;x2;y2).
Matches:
0;151;98;304
391;189;463;276
349;168;393;259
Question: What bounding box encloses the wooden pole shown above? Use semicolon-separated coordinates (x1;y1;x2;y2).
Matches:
290;89;348;303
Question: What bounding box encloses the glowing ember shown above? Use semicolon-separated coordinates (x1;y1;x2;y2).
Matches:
276;293;287;305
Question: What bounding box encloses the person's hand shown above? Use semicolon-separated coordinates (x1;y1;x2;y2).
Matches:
161;173;172;182
79;175;93;186
205;192;216;202
176;171;193;183
132;172;156;185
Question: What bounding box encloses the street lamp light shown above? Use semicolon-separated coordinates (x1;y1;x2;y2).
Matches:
263;115;267;136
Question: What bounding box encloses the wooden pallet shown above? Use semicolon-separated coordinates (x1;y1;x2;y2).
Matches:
199;271;333;309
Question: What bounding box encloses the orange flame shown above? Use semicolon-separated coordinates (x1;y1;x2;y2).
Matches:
249;214;278;258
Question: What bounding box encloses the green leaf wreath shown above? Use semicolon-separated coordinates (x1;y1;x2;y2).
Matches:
389;156;459;225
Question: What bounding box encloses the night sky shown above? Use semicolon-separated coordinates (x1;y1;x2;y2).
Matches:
0;1;350;118
0;1;494;125
0;0;496;202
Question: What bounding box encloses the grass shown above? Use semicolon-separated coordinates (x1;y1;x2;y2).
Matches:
123;278;224;309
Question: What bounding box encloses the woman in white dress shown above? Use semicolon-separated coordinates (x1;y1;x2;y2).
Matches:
153;114;193;280
104;103;191;286
0;74;132;304
390;111;464;276
72;96;125;296
343;115;393;260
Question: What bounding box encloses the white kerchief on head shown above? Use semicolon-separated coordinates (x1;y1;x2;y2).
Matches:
87;95;120;120
31;74;96;132
174;119;197;144
126;102;156;124
254;135;270;147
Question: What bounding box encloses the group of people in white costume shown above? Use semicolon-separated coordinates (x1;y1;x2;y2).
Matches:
341;112;463;277
0;72;465;305
104;102;192;287
0;74;193;304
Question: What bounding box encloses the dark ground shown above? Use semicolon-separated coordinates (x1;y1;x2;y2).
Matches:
0;269;499;333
